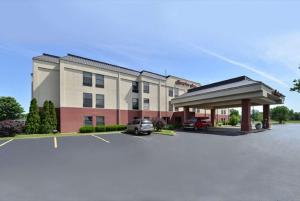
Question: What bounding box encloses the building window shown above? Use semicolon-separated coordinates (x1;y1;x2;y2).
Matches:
84;116;93;126
83;93;92;107
174;88;179;97
197;108;200;113
169;87;173;97
143;82;149;93
169;101;173;112
96;74;104;88
132;98;139;110
83;72;92;86
96;94;104;108
143;98;150;110
132;81;139;93
96;116;105;125
175;107;179;112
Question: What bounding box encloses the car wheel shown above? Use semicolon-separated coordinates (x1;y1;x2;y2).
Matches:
194;127;198;131
134;128;139;135
147;131;152;135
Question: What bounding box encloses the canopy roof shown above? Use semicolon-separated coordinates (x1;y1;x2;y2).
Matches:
171;76;285;109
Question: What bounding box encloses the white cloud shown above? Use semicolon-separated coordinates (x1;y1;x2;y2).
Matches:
190;44;289;87
258;32;300;75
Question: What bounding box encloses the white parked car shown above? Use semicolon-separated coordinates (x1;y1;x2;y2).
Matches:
126;119;154;135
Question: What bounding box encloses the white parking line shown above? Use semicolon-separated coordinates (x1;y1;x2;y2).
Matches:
132;136;148;141
53;137;58;149
91;135;110;143
0;139;14;148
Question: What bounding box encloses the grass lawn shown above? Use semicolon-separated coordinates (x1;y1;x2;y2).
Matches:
155;129;176;136
271;120;300;124
0;131;121;141
286;120;300;123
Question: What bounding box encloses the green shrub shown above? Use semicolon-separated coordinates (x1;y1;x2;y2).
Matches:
229;115;240;126
116;125;127;131
164;124;175;130
79;126;94;133
49;101;57;130
39;101;53;134
105;125;116;131
152;118;166;131
95;125;106;132
217;121;223;127
25;98;40;134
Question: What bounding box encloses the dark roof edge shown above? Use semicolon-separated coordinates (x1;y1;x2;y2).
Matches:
187;76;253;93
67;53;140;73
140;70;166;78
42;53;60;58
167;75;201;85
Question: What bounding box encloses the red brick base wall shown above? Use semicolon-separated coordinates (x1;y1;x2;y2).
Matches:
59;107;229;133
60;107;118;133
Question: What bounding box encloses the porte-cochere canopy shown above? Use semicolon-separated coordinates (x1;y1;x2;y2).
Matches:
171;76;285;132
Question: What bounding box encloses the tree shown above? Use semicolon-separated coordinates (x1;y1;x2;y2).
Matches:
271;106;289;124
230;109;239;117
25;98;40;134
0;97;24;121
39;101;52;134
291;66;300;92
289;109;295;120
229;109;240;126
251;109;263;122
48;101;57;130
229;115;240;126
152;118;166;131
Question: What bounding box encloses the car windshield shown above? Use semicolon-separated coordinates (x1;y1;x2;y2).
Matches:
189;118;197;122
142;120;152;124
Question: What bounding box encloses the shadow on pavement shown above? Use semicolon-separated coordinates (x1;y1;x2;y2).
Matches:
178;127;244;136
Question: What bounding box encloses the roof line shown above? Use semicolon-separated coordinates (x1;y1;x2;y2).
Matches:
187;76;253;93
42;53;61;58
140;70;166;78
67;53;141;73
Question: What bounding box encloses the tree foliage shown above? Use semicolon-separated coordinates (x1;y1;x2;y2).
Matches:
48;101;57;130
39;101;52;134
0;97;24;121
271;106;289;124
229;109;240;126
25;98;40;134
229;109;239;117
291;66;300;92
251;109;263;122
152;118;166;131
291;79;300;93
288;109;300;120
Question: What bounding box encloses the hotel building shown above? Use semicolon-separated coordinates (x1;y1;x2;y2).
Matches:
32;53;229;133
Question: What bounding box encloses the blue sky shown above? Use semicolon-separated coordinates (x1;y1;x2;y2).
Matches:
1;0;300;112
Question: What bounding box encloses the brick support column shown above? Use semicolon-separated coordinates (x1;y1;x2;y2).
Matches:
211;108;215;127
263;104;270;129
183;107;189;123
241;99;251;132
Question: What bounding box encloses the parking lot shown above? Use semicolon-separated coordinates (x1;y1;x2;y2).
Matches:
1;124;300;201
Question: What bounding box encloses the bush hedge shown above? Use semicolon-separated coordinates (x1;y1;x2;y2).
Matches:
95;125;106;132
164;124;175;130
79;126;95;133
0;120;25;137
80;125;127;133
